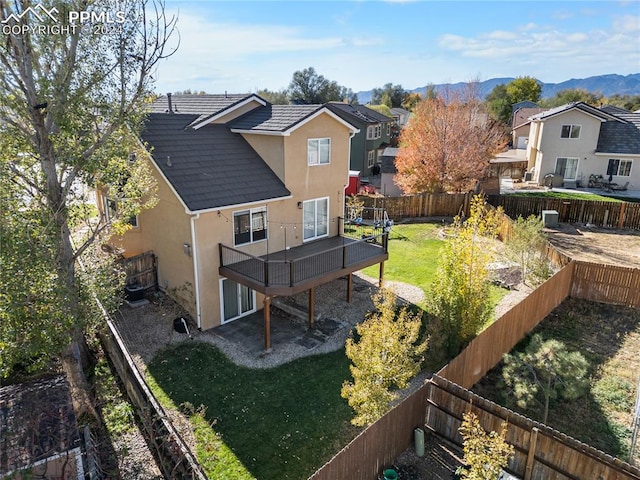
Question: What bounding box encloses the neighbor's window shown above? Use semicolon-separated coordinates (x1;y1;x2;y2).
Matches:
607;158;632;177
367;124;382;140
234;207;267;246
367;150;376;168
561;124;581;139
307;138;330;165
555;157;579;180
386;123;391;136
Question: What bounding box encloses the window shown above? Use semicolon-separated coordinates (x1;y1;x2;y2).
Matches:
607;158;632;177
104;197;138;227
303;197;329;241
561;124;581;139
308;138;330;165
367;150;376;168
366;124;382;140
233;207;267;246
555;157;579;180
386;123;391;136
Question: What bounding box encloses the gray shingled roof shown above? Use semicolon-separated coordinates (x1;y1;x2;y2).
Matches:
150;93;253;115
326;103;391;125
230;104;323;132
529;102;614;121
596;113;640;154
1;375;80;475
142;113;290;211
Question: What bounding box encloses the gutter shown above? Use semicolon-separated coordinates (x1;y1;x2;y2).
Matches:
189;212;202;329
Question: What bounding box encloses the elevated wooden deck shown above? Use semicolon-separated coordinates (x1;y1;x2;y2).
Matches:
219;234;388;296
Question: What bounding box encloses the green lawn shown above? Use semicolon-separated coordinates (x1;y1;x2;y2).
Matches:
146;345;357;480
361;223;508;312
509;191;625;202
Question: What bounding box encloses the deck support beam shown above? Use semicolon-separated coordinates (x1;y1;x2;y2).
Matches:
264;296;272;352
308;287;315;328
346;273;353;303
379;261;385;287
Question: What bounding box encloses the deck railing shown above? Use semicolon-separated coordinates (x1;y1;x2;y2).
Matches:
219;233;388;288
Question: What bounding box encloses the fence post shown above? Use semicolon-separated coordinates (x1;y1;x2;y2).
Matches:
619;202;627;229
289;260;295;287
524;427;539;480
342;243;348;268
263;261;269;287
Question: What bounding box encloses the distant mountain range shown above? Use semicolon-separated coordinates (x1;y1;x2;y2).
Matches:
356;73;640;104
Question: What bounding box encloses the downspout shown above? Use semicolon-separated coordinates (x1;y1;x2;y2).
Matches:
190;212;202;329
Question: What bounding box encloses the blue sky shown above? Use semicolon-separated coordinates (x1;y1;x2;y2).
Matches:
155;1;640;96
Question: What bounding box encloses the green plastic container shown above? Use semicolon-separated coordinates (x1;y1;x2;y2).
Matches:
383;468;398;480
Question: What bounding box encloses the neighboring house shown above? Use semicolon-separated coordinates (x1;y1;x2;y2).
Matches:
379;147;403;196
99;94;388;348
390;107;411;128
511;107;547;149
526;102;640;188
325;102;392;179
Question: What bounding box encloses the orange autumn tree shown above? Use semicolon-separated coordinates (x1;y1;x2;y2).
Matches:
394;85;507;193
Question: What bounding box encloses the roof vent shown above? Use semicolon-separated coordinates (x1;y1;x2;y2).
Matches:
166;155;172;167
167;92;173;114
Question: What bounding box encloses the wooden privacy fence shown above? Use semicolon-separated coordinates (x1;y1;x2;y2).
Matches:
487;194;640;230
308;260;640;479
308;381;430;480
426;375;640;480
572;262;640;308
121;251;157;290
101;318;207;480
355;193;471;221
437;261;575;389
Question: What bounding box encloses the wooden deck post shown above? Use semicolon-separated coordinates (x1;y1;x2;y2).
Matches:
379;261;385;287
264;296;271;352
308;287;315;328
346;273;353;303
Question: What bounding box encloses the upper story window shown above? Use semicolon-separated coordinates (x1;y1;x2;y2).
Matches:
234;207;267;246
104;197;137;227
367;124;382;140
386;123;391;136
608;159;632;177
560;124;581;139
308;138;330;165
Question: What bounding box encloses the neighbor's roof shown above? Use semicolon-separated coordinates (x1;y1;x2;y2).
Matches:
380;147;399;174
326;103;391;124
529;102;618;122
0;375;80;475
596;112;640;155
512;107;548;129
142;113;290;211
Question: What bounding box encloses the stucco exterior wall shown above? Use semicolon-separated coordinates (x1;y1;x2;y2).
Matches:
530;111;602;184
106;158;196;316
242;134;285;181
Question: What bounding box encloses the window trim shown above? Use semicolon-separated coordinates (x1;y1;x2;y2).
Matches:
560;124;581;139
307;137;331;166
233;206;268;246
607;158;633;177
302;197;329;242
554;157;579;180
367;150;376;168
386;123;391;136
219;277;256;324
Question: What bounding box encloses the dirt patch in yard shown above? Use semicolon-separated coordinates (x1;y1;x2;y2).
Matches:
546;224;640;267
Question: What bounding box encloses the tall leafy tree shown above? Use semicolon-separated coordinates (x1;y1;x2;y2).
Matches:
0;0;176;412
539;88;603;108
256;88;290;105
429;196;503;357
402;91;423;111
395;85;507;194
486;76;541;124
288;66;356;104
500;334;589;423
371;83;406;108
341;290;427;426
